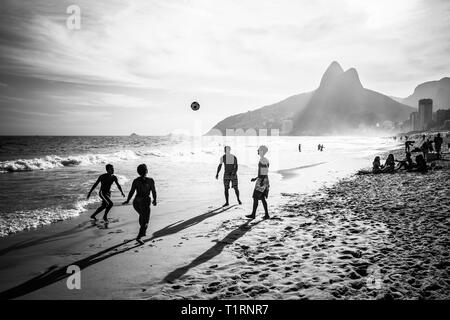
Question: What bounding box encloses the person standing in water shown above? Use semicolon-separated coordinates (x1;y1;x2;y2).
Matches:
216;146;242;206
123;164;157;245
246;145;270;220
87;164;125;222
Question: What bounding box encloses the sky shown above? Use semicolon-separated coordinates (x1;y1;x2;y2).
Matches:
0;0;449;135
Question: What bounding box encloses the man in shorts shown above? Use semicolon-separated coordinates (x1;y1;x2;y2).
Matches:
216;146;242;207
87;164;125;222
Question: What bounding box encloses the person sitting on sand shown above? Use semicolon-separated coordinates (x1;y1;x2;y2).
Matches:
372;156;382;173
87;164;125;222
122;164;157;245
395;152;414;170
381;154;396;173
215;146;242;207
408;154;428;173
246;145;270;220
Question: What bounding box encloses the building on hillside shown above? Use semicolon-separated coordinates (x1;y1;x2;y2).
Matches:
410;112;419;131
418;99;433;130
436;109;450;127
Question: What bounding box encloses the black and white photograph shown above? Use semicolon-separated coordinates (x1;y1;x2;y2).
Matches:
0;0;449;306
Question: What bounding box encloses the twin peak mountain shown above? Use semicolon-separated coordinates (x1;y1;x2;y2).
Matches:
208;61;414;135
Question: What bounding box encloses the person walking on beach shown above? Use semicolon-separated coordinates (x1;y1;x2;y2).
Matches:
216;146;242;206
87;164;125;222
246;145;270;220
122;164;157;245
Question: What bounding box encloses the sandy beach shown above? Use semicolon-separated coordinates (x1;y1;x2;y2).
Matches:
0;142;449;300
143;149;450;300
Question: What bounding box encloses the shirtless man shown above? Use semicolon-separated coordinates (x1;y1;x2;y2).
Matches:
87;164;125;222
216;146;242;207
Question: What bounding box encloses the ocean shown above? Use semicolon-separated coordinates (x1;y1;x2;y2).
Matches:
0;135;401;237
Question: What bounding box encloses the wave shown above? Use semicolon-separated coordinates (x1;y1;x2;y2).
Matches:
0;150;139;173
136;149;165;158
0;197;98;237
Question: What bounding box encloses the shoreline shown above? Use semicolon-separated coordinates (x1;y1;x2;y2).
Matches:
0;143;448;299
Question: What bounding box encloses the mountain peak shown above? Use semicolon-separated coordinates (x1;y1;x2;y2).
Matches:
319;61;344;87
341;67;363;87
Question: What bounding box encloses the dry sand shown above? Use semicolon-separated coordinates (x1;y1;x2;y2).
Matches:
144;149;450;300
0;148;448;300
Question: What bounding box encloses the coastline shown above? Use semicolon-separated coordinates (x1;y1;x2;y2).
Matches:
0;142;448;299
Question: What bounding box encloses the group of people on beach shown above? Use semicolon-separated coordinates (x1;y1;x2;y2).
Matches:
86;145;271;245
372;133;445;175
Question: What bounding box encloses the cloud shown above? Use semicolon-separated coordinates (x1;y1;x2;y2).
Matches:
0;0;449;134
50;92;150;109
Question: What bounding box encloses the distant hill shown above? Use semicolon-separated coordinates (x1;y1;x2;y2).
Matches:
399;77;450;109
207;61;415;135
292;62;414;135
206;91;313;135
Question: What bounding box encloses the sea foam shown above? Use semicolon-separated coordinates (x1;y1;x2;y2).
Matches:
0;150;139;173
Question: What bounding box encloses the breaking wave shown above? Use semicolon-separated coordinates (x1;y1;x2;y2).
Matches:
0;150;140;173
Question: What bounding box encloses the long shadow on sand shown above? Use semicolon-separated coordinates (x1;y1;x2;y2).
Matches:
163;219;263;283
150;205;237;240
0;221;96;257
0;205;236;299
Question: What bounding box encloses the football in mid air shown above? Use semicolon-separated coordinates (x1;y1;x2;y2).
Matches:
191;101;200;111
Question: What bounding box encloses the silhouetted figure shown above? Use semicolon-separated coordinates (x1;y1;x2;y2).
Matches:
405;140;414;153
381;154;395;173
372;156;382;173
408;154;428;173
320;144;324;151
216;146;241;206
123;164;157;245
396;152;414;170
317;144;321;151
434;133;443;157
427;138;434;153
298;144;301;152
246;146;270;220
87;164;125;222
421;139;429;160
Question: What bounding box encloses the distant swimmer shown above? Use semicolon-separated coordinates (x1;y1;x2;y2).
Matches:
87;164;125;222
122;164;157;245
216;146;242;206
246;145;270;220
